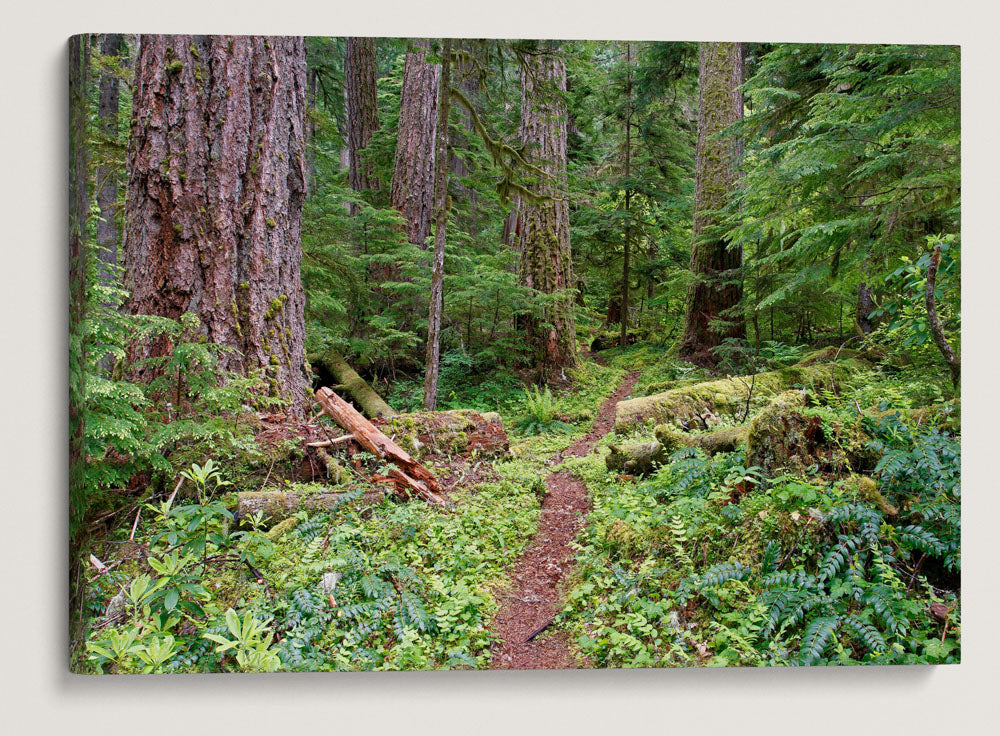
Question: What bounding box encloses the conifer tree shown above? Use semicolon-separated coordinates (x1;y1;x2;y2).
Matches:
123;35;310;413
518;44;577;382
345;37;380;203
679;41;746;365
391;39;440;248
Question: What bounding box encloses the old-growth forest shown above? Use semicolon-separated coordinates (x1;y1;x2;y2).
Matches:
69;36;960;672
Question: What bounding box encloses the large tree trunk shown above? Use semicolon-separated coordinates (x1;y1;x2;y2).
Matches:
123;35;310;414
679;42;746;366
450;46;481;235
390;39;440;248
95;34;123;299
518;46;577;383
424;40;453;410
345;37;380;202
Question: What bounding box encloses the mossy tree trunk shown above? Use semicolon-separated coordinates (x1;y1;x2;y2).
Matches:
679;42;746;366
424;39;453;410
390;39;440;248
518;45;577;383
123;35;310;414
620;41;634;346
345;37;380;205
95;34;124;302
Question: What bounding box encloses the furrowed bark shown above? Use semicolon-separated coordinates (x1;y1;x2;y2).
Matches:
345;37;380;201
390;39;440;247
123;35;310;414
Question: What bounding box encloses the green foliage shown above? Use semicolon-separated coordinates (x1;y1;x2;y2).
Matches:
563;388;960;667
203;608;282;673
515;386;575;435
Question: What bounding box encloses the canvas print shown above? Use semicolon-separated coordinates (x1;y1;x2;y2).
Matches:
68;35;960;673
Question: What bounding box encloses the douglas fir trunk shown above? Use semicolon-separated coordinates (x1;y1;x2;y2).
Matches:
123;34;310;414
519;47;577;383
345;37;380;200
679;42;746;365
390;39;440;247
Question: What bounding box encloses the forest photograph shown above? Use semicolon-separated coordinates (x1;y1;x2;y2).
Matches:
68;34;960;673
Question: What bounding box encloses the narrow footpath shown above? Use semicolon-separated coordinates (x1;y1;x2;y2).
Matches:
490;368;641;669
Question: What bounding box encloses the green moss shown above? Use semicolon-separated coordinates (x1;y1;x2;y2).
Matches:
267;218;276;228
614;357;865;431
166;59;183;75
265;516;300;540
264;294;288;321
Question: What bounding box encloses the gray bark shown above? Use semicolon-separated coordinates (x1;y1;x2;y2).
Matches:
518;46;577;382
424;40;452;410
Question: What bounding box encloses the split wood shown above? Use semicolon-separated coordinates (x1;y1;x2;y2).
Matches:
314;387;445;505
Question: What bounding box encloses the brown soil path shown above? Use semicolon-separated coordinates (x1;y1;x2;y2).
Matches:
489;368;641;669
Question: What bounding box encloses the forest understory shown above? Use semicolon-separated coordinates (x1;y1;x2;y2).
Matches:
69;36;960;672
75;339;960;672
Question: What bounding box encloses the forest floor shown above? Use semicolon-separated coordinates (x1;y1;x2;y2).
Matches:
490;365;641;669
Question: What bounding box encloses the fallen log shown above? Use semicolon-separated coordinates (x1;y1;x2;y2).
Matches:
237;489;384;523
606;425;749;475
315;386;445;505
310;349;397;418
614;352;865;431
745;390;827;475
373;409;508;460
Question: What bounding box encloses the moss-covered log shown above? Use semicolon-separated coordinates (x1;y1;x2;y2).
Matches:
607;425;749;475
655;424;749;454
236;489;385;523
613;352;864;431
744;390;828;475
373;408;508;460
310;349;397;418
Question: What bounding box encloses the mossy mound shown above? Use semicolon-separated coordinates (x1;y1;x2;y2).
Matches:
745;390;847;476
373;409;508;460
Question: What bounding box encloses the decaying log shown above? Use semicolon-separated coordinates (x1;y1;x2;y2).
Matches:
606;425;748;475
744;390;826;475
315;386;446;505
310;349;397;418
237;489;384;523
373;409;508;460
613;350;865;431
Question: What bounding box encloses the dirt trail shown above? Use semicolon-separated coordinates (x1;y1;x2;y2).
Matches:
489;368;641;669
